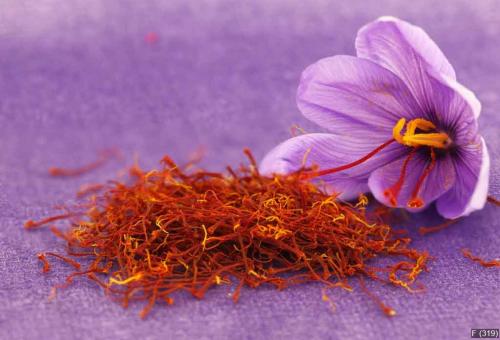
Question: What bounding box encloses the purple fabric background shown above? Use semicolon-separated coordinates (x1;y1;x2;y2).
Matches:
1;1;499;339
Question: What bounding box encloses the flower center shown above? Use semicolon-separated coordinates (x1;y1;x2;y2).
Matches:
392;118;450;149
300;118;447;209
384;118;445;208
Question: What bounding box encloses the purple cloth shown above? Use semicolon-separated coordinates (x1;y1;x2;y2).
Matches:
1;1;498;339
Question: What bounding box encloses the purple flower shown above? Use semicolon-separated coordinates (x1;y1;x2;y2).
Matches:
260;16;490;219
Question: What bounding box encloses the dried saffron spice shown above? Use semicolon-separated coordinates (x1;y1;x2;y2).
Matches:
27;150;430;318
418;219;458;236
25;213;76;229
462;249;500;268
48;149;119;177
37;253;51;273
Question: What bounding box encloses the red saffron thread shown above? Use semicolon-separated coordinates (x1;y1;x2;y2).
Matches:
407;148;436;208
44;252;82;270
25;214;75;229
383;149;417;206
418;219;457;236
300;139;396;180
461;248;500;268
359;278;396;317
48;149;119;177
77;183;105;198
37;253;51;273
36;252;82;273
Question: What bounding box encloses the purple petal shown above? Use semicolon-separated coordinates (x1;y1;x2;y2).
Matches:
356;17;456;91
356;17;481;124
436;138;490;218
408;69;480;146
260;133;405;200
297;55;423;139
368;150;456;211
438;76;481;121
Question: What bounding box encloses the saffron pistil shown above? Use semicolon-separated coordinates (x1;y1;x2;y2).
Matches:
383;149;417;206
301;139;396;180
408;148;436;208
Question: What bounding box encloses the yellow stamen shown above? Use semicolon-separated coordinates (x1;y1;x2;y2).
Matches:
404;133;449;148
109;272;143;285
404;118;435;137
392;118;406;144
393;118;450;149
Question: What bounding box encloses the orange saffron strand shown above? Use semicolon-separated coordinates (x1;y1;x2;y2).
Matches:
407;147;436;208
45;252;82;270
77;183;105;198
24;214;75;229
418;219;457;236
37;253;51;273
384;149;417;206
301;139;396;180
462;248;500;268
49;149;118;177
359;279;396;317
27;149;428;318
36;252;81;273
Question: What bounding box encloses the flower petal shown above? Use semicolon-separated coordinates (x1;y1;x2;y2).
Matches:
356;17;481;125
407;68;480;142
260;133;405;200
368;150;456;211
356;16;456;85
433;76;481;119
297;55;423;138
436;138;489;218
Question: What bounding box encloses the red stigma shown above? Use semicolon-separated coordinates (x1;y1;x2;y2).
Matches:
407;148;436;208
301;139;395;180
383;149;416;207
407;198;424;208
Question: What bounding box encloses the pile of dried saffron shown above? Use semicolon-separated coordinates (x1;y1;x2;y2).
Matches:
27;150;430;318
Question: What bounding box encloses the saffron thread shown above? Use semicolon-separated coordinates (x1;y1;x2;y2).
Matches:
301;139;396;180
28;150;429;318
462;249;500;268
408;148;436;208
418;219;457;236
48;149;119;177
384;149;417;206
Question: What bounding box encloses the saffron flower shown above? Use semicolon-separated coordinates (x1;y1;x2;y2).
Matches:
260;17;490;219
